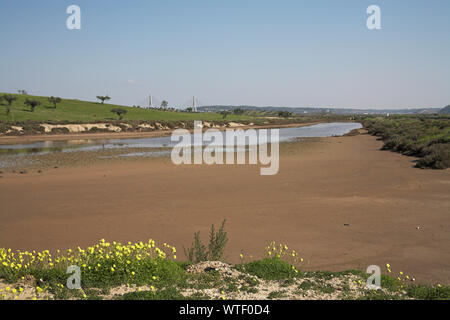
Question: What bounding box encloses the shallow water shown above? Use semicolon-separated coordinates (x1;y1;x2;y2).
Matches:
0;122;361;164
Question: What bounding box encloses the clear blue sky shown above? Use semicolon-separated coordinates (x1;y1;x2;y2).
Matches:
1;0;449;109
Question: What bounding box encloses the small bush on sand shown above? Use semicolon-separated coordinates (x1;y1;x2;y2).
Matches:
236;258;297;280
184;220;228;263
416;143;450;169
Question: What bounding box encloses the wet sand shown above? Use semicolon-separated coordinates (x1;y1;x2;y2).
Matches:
0;134;449;284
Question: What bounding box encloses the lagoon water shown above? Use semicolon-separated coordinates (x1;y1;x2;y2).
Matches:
0;122;362;160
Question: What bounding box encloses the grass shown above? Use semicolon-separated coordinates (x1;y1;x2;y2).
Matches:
0;93;255;123
235;258;298;281
406;285;450;300
361;114;450;169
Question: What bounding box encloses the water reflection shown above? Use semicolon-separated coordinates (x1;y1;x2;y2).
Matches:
0;122;362;157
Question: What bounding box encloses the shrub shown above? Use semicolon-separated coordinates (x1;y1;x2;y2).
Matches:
362;116;450;169
48;96;62;109
110;108;128;120
24;99;41;112
184;220;228;263
278;111;293;118
2;94;17;106
235;258;297;280
416;143;450;169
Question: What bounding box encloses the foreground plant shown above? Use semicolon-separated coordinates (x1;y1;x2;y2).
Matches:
184;220;228;263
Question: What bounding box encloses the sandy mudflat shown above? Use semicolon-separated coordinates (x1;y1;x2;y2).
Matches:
0;134;449;284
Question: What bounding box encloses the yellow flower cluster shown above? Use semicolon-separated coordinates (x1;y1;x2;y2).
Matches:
0;286;24;300
264;241;303;264
0;239;176;279
262;241;303;274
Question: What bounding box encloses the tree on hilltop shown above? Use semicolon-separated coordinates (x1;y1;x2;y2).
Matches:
111;108;127;120
24;98;41;112
3;94;17;106
48;96;62;109
96;95;111;104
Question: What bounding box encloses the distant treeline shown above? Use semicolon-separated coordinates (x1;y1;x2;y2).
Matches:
199;105;442;115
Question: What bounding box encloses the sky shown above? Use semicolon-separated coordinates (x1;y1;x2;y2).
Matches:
0;0;449;109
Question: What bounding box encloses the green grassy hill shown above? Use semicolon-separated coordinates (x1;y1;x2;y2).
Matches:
0;93;254;123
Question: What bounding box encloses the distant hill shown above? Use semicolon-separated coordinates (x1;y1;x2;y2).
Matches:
0;93;252;123
199;105;441;115
439;105;450;114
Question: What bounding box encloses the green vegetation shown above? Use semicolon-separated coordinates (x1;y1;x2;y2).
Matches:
24;99;41;112
236;258;297;280
96;95;111;104
406;285;450;299
277;111;293;118
2;94;17;106
361;115;450;169
184;220;228;263
0;93;255;123
110;108;128;120
48;96;61;109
